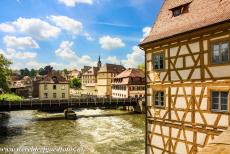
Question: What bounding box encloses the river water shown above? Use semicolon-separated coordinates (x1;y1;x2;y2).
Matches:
0;109;145;154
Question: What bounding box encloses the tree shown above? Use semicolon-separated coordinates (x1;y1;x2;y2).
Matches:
30;69;37;77
70;78;81;89
138;63;145;72
0;54;11;92
44;65;53;74
38;68;46;75
19;68;30;77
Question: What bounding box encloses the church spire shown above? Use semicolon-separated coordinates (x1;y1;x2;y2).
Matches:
97;56;102;68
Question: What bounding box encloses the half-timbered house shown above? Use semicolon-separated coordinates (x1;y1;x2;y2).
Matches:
140;0;230;153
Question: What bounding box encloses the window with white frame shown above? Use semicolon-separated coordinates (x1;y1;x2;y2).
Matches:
211;42;229;64
154;91;164;107
153;54;164;70
211;91;228;112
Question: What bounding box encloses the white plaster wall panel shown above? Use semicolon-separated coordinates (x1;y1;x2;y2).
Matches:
209;66;230;78
204;53;208;65
178;87;184;95
147;146;153;154
146;53;152;61
171;127;180;138
195;87;202;95
179;45;190;55
151;135;164;149
200;98;208;110
165;49;168;58
218;115;229;127
171;112;179;121
191;68;200;80
165;60;168;69
175;142;187;154
147;96;153;106
175;57;183;68
185;112;192;122
152;148;162;154
165;87;168;95
189;42;200;53
185;87;192;95
204;113;218;125
210;35;229;41
171;71;180;81
171;87;177;95
177;111;185;120
175;97;187;109
170;46;179;57
160;110;168;118
197;132;206;145
185;130;194;143
185;56;194;67
203;40;208;51
160;72;167;81
149;72;155;82
148;124;153;132
162;126;169;136
147;62;152;72
195;112;204;124
178;69;191;80
155;125;161;133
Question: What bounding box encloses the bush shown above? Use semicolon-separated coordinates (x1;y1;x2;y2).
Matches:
0;94;23;102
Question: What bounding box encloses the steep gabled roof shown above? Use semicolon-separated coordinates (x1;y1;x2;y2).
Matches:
39;72;68;84
83;67;99;76
98;64;126;73
141;0;230;45
115;68;145;79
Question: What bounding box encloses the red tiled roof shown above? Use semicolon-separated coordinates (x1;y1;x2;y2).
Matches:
115;68;145;79
82;67;99;76
39;72;68;84
98;64;126;73
140;0;230;45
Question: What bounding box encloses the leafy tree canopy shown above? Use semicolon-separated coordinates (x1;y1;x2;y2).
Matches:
70;78;81;89
0;54;11;92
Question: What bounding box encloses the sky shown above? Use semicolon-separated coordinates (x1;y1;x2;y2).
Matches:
0;0;163;70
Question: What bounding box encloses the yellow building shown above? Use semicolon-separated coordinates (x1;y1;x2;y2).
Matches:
97;64;125;97
81;67;99;96
39;73;70;100
81;56;101;96
140;0;230;153
112;68;145;98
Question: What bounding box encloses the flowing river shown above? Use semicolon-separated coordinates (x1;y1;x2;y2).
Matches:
0;109;145;154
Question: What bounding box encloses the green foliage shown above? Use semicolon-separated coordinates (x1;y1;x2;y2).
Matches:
20;68;30;76
30;69;37;77
38;68;46;75
63;69;68;75
137;63;145;72
0;94;23;102
70;78;81;89
0;54;11;92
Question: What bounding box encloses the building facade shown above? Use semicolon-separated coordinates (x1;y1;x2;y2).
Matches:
112;68;145;98
81;56;101;96
140;0;230;153
97;64;126;97
38;73;70;100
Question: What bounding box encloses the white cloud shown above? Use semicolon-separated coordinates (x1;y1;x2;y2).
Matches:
55;41;76;60
106;56;119;64
55;40;96;68
49;15;83;35
99;35;125;50
0;48;37;60
121;46;144;68
3;36;39;49
0;23;15;33
84;32;94;41
58;0;93;7
140;26;151;42
13;17;61;40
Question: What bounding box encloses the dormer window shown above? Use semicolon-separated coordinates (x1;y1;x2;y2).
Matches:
171;3;190;17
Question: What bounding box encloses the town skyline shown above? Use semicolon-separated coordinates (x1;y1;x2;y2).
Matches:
0;0;163;70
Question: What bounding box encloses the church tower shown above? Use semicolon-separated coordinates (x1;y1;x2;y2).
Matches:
97;56;102;68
